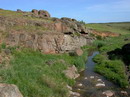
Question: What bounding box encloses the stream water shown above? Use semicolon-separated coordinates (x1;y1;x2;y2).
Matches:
71;51;130;97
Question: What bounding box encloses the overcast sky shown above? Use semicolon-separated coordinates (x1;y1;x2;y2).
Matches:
1;0;130;23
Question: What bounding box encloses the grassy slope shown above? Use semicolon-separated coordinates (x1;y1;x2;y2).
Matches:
0;45;89;97
86;22;130;35
0;9;53;22
0;9;53;36
89;22;130;88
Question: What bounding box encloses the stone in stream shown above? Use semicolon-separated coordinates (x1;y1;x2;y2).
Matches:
121;91;128;96
77;83;83;87
66;85;72;90
90;76;94;79
102;90;114;97
97;79;102;82
96;83;105;87
84;77;87;80
69;91;80;96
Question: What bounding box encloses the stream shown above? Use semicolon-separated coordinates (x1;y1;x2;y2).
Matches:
71;51;130;97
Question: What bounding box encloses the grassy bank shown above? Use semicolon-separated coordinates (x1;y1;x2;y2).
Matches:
0;45;89;97
93;34;130;88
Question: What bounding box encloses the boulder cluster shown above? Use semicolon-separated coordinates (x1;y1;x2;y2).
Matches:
32;9;51;18
17;9;51;18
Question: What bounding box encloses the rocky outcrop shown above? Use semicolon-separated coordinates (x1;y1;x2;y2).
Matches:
0;9;94;54
0;83;23;97
32;9;51;18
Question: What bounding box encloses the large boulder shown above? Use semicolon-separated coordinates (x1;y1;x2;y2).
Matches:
63;65;80;79
32;9;38;15
38;10;51;17
17;9;23;13
0;83;23;97
75;48;83;56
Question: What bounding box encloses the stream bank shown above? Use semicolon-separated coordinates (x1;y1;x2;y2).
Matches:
70;51;130;97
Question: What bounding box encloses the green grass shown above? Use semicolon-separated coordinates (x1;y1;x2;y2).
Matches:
9;25;48;34
0;9;55;36
0;46;88;97
93;34;130;52
86;22;130;35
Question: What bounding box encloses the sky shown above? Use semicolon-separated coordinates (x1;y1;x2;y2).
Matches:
0;0;130;23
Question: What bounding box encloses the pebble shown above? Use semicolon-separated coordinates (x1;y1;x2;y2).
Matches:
102;90;114;97
96;83;105;87
97;79;102;81
84;77;87;80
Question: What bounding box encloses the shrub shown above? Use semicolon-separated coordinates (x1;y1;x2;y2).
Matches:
1;43;6;49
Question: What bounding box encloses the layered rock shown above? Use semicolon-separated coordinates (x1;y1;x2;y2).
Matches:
6;33;93;54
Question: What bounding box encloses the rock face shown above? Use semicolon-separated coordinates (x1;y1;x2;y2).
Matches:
6;33;92;54
0;83;23;97
0;9;94;54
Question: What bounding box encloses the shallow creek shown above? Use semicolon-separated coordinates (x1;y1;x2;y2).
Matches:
71;51;130;97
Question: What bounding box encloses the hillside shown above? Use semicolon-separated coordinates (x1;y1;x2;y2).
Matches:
86;22;130;35
0;9;130;97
